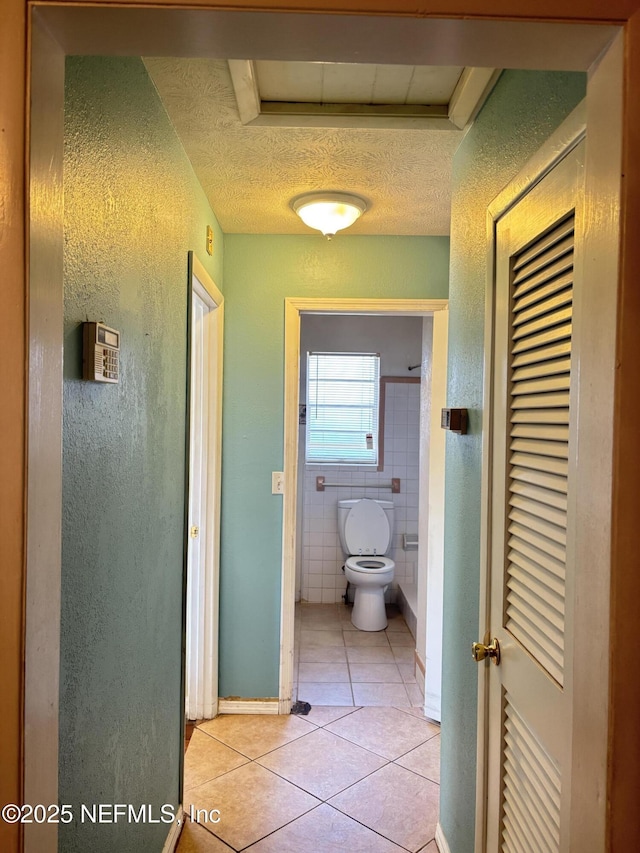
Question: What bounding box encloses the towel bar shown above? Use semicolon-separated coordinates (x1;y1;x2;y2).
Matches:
316;476;400;493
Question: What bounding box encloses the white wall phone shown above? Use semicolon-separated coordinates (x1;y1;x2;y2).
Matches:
83;322;120;383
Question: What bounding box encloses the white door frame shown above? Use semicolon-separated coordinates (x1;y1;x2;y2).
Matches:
420;310;448;722
185;253;224;721
280;297;448;713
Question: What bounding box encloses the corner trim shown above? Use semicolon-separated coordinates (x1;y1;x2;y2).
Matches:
218;699;279;715
435;822;452;853
161;806;183;853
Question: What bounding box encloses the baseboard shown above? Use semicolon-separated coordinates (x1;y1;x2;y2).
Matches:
435;822;452;853
218;699;279;715
279;696;292;714
161;806;183;853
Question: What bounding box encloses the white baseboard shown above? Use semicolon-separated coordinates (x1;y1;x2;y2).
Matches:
217;699;279;715
162;806;183;853
435;822;451;853
279;696;292;714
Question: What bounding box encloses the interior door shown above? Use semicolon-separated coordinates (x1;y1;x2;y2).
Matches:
481;141;584;852
185;257;223;722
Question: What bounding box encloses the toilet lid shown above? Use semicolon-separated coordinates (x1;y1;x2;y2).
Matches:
346;555;395;573
344;499;391;555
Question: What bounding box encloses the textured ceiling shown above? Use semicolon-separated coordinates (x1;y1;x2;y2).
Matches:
144;58;464;236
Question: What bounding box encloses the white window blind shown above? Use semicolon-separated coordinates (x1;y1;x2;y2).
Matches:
306;352;380;465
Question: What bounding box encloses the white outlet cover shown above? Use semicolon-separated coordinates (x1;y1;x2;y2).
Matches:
271;471;284;494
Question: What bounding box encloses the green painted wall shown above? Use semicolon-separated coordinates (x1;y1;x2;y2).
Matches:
61;57;223;853
440;70;586;852
220;235;449;696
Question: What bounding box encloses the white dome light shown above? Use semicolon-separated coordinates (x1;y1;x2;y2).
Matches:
291;191;369;239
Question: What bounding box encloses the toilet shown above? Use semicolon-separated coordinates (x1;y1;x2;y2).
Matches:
338;498;395;631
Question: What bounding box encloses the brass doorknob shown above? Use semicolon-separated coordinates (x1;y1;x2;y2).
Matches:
472;637;501;665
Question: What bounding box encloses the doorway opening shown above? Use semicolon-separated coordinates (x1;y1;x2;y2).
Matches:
184;253;224;724
280;299;448;720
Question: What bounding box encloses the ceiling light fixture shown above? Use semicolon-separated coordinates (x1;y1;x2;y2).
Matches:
291;191;369;239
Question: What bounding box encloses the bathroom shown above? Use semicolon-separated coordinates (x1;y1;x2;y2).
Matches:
293;312;430;708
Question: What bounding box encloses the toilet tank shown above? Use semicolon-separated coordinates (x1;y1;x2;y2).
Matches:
337;498;395;556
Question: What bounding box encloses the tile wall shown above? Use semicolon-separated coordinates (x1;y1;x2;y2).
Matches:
300;381;421;603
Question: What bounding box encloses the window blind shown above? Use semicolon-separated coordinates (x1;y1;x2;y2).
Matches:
306;352;380;464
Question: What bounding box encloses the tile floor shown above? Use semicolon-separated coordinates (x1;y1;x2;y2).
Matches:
294;603;424;708
177;605;440;852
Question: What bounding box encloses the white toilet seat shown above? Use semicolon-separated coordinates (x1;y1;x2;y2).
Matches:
345;555;395;573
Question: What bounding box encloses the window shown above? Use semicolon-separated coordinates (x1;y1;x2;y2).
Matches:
306;352;380;465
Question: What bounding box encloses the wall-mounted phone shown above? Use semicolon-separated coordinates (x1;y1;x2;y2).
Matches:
83;322;120;383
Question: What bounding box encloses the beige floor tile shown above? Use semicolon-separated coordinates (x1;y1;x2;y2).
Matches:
186;762;320;851
298;603;339;617
349;663;403;683
183;730;248;791
302;705;360;727
344;631;390;647
352;682;411;706
398;663;417;683
176;819;234;852
257;727;387;799
244;803;406;852
387;632;416;647
198;714;316;759
329;763;439;852
384;615;411;633
326;706;440;759
298;644;347;664
346;646;395;664
395;735;440;783
300;629;345;647
406;682;425;706
397;706;439;723
297;682;354;706
391;646;415;664
299;613;343;631
421;841;439;852
299;662;350;683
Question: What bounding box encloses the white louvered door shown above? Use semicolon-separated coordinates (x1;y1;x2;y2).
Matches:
484;141;584;853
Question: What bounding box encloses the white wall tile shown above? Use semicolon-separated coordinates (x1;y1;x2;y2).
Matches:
298;374;423;603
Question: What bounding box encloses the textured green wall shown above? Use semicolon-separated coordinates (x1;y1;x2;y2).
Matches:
440;70;586;852
220;235;449;696
61;57;222;853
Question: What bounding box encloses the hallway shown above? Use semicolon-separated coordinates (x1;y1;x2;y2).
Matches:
179;606;439;851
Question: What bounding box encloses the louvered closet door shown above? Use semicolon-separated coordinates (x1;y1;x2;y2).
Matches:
484;142;584;853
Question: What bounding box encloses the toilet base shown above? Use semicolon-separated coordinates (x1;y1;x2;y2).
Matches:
351;586;388;631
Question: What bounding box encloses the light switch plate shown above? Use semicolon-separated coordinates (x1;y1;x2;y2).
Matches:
272;471;284;494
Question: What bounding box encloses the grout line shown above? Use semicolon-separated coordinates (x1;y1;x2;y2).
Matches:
234;800;322;852
326;802;416;853
254;750;393;804
181;816;236;849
